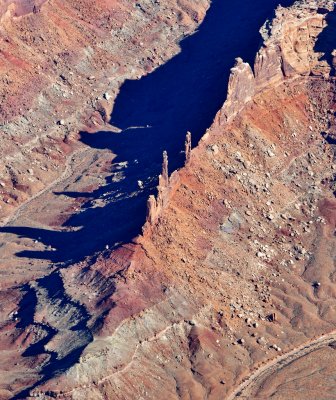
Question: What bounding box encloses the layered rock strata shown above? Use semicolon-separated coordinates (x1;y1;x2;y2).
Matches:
0;0;209;220
0;0;336;399
16;1;336;399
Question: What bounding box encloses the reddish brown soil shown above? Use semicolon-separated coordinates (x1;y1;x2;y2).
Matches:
0;1;336;400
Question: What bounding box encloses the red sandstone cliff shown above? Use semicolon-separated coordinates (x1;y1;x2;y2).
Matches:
0;0;336;399
144;0;334;234
17;1;336;399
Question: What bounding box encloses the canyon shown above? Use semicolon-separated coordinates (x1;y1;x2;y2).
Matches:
0;0;335;399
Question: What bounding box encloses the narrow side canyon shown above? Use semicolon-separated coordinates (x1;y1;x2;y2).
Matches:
0;1;336;399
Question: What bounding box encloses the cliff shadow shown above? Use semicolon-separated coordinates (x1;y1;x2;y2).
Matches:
1;0;298;396
0;0;295;265
314;6;336;74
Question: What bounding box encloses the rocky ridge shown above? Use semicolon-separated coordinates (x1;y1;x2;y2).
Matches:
17;0;336;399
0;0;336;399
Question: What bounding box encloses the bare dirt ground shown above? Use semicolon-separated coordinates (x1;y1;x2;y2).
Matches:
228;331;336;399
0;1;336;399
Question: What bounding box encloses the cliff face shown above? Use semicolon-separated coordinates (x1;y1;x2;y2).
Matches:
1;0;336;399
0;0;209;221
0;2;213;398
15;1;336;399
222;0;334;123
142;0;336;229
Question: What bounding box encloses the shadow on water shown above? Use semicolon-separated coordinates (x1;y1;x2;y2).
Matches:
1;0;295;265
3;1;299;396
314;6;336;74
13;273;94;399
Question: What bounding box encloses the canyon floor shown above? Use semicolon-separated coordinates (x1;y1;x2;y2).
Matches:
0;0;336;399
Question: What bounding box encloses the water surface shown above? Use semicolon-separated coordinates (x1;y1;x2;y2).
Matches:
3;0;295;263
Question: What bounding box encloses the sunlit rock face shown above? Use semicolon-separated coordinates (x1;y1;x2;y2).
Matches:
1;0;336;399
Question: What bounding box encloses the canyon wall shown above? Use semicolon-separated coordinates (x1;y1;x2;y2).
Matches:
0;0;336;399
142;0;335;233
0;0;209;221
20;1;336;399
222;0;334;123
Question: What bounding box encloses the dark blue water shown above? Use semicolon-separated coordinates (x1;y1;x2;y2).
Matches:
6;2;301;396
2;0;295;264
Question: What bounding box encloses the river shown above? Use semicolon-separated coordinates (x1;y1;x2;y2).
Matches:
2;0;295;264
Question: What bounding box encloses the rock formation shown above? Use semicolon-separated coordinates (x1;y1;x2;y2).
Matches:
145;150;180;229
0;0;209;222
185;131;192;164
221;0;335;123
1;0;336;399
220;57;256;123
161;150;169;187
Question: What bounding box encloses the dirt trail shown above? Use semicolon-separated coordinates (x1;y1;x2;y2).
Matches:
227;330;336;399
1;146;92;227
